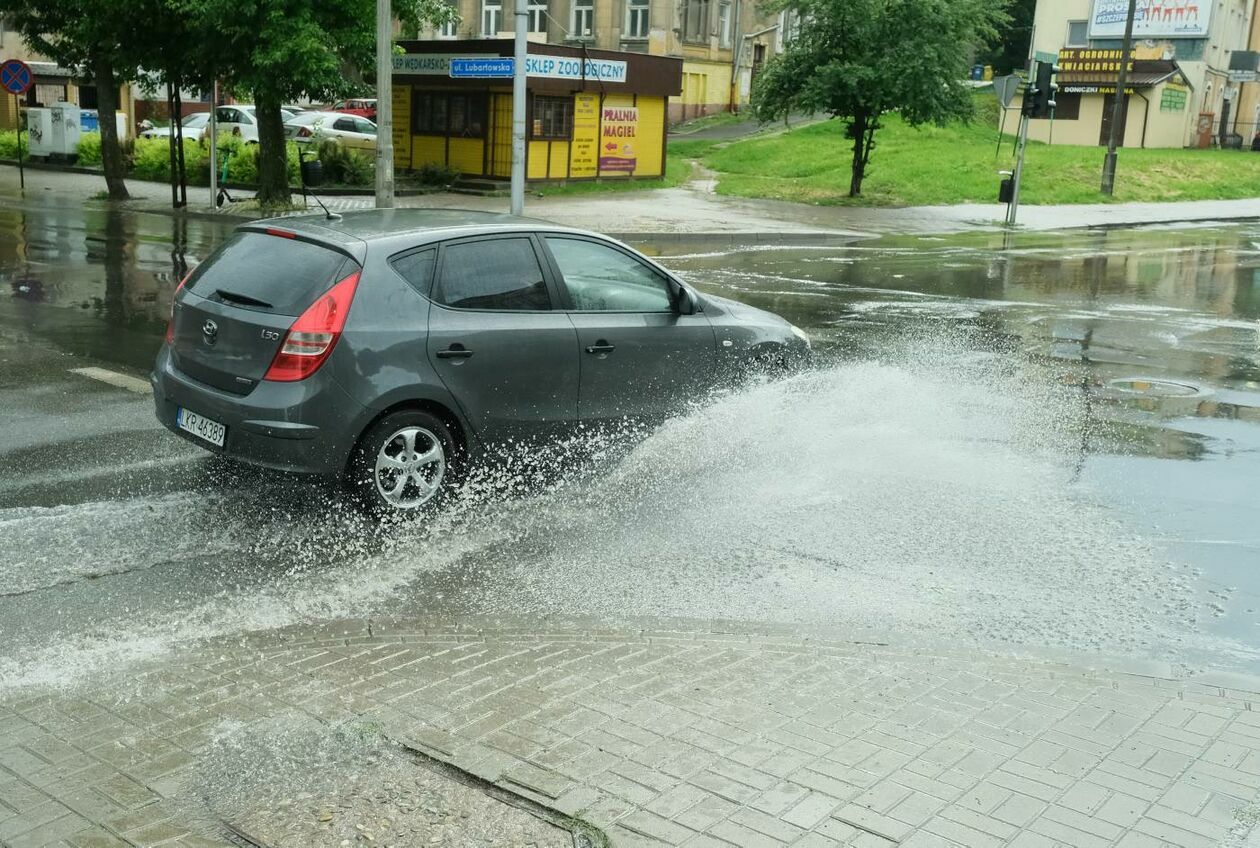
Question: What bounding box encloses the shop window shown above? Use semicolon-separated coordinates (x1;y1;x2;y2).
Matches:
449;93;487;136
482;0;502;35
528;0;548;32
1053;92;1081;120
532;95;573;139
571;0;594;38
718;0;732;47
683;0;710;43
1066;20;1087;47
413;91;487;137
625;0;649;38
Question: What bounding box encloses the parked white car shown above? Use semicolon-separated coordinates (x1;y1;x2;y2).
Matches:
214;105;297;143
284;111;377;152
140;111;211;141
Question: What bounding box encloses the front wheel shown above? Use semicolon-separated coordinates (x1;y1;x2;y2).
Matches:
347;410;460;518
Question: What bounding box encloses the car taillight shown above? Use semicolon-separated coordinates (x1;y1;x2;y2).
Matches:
164;269;193;345
263;270;360;382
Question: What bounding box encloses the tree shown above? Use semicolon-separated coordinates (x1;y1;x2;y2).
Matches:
0;0;141;199
196;0;453;207
979;0;1035;76
751;0;1009;197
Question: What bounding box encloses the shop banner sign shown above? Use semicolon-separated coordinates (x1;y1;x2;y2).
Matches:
599;106;638;172
1089;0;1213;39
394;53;628;84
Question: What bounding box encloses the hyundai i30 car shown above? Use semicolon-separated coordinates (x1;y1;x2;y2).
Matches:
153;209;810;515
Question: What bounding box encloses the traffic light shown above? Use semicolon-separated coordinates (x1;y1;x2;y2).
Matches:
1022;61;1060;119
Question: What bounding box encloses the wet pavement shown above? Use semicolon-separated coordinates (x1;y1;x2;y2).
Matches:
1;202;1258;695
3;199;1260;846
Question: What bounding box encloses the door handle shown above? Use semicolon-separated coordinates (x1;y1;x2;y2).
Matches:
585;341;615;355
436;345;474;359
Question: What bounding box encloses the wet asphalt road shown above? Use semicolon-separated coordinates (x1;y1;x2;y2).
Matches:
1;200;1258;694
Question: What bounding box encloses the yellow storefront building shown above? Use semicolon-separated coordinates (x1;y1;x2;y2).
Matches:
392;40;682;183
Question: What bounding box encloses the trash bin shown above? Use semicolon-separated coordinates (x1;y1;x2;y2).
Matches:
300;158;323;187
80;109;99;133
971;64;985;81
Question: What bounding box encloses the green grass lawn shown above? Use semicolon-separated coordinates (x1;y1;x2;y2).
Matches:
685;107;1260;207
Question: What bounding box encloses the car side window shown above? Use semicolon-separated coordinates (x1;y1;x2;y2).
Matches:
355;119;377;134
434;238;551;311
391;248;436;297
544;237;672;312
334;117;356;132
216;107;236;123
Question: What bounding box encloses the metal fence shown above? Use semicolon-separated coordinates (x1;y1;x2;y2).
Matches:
1214;120;1260;150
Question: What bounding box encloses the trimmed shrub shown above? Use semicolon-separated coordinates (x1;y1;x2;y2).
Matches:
0;130;28;159
416;162;459;186
76;132;102;165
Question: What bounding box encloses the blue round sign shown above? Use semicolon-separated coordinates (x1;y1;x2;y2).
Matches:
0;59;32;96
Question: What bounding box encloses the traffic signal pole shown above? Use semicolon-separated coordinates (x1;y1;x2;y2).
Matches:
1006;108;1030;227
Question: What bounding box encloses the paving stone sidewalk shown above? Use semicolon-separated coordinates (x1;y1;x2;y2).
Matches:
2;618;1260;848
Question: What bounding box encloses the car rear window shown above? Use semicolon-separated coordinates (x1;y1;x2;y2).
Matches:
186;231;350;315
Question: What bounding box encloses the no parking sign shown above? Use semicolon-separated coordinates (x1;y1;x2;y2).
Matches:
1;58;32;190
0;59;32;95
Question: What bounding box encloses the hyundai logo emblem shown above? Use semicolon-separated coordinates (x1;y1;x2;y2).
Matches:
202;319;218;344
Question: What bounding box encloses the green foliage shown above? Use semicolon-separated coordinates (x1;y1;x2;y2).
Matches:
977;0;1035;75
76;132;102;165
313;139;374;186
415;162;459;186
0;131;29;159
751;0;1010;195
696;105;1260;207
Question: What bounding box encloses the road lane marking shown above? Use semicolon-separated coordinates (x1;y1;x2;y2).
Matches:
69;367;152;395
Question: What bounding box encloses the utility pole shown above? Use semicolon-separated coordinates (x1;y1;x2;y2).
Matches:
375;0;396;208
510;0;527;215
1100;0;1137;195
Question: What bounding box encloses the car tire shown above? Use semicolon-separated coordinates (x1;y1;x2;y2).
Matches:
347;409;461;519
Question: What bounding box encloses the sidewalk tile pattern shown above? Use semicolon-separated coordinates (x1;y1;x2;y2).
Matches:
1;619;1258;847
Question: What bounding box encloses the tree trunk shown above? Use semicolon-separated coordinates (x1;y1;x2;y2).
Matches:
254;90;289;207
848;111;867;197
92;51;129;200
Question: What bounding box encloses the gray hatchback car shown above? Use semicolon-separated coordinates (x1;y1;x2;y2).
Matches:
153;209;809;514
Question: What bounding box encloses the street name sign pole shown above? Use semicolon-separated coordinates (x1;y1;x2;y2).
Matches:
376;0;396;208
511;0;527;216
0;59;33;192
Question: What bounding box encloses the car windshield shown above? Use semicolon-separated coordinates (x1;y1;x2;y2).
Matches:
182;113;209;128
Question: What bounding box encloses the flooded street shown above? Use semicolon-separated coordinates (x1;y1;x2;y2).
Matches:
2;201;1258;694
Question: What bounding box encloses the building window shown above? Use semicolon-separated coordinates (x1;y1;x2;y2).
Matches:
571;0;594;37
528;0;548;33
776;10;799;49
413;91;487;137
532;95;573;138
438;0;459;37
625;0;649;38
482;0;502;35
718;0;731;47
1066;20;1087;47
683;0;710;43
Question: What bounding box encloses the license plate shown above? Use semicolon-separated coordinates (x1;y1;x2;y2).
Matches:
176;407;226;448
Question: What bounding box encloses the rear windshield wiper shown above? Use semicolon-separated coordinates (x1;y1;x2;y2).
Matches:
215;289;274;309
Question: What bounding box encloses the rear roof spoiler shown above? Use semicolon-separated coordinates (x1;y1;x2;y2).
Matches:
239;221;368;265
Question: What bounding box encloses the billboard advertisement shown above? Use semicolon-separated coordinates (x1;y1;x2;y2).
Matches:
1089;0;1212;39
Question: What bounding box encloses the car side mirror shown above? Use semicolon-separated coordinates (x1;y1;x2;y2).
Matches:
667;277;697;315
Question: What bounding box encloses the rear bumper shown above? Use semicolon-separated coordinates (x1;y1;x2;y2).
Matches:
151;347;363;475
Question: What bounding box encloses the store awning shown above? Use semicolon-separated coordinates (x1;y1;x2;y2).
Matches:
1059;60;1188;94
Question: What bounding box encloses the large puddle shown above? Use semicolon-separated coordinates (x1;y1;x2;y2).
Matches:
1;204;1257;692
